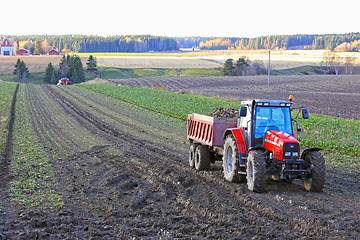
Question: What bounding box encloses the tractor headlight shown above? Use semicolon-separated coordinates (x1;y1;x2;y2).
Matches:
293;152;299;157
285;152;291;157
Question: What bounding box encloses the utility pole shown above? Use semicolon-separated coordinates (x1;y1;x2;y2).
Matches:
267;48;270;89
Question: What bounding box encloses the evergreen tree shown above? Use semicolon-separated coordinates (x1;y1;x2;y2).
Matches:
13;59;21;75
86;55;97;73
59;55;68;77
66;55;85;83
13;59;29;82
44;62;55;83
222;59;234;76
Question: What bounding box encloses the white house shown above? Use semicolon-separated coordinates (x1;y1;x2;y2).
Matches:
1;38;14;56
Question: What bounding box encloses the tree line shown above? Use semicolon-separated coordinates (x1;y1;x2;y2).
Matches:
5;35;179;53
3;33;360;54
200;33;360;51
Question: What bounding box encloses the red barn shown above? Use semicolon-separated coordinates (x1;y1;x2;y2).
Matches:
48;47;60;55
16;49;30;55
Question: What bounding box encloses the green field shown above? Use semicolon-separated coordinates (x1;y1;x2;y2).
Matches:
100;68;224;79
79;84;360;165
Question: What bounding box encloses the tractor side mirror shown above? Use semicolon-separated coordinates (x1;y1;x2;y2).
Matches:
302;108;309;119
240;106;247;117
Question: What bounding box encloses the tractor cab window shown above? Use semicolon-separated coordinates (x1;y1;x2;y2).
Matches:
254;106;293;146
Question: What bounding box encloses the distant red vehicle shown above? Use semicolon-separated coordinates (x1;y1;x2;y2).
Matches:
57;78;72;85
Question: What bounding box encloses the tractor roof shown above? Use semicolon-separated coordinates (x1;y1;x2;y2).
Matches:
241;99;294;107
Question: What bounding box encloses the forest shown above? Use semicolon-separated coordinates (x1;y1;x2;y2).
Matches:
2;33;360;53
199;33;360;50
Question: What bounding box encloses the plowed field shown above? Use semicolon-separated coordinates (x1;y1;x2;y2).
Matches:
111;75;360;120
0;84;359;239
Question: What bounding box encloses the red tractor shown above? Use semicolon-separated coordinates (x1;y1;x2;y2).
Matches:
187;97;325;192
57;78;73;86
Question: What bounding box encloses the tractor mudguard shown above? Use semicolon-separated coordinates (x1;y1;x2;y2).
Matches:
223;128;247;154
301;147;322;160
224;128;247;165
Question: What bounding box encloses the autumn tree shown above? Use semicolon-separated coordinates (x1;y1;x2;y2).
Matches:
321;52;342;75
344;56;356;75
34;39;42;55
234;57;249;76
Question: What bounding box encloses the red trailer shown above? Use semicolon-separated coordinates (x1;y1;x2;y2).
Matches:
187;98;325;193
187;113;237;147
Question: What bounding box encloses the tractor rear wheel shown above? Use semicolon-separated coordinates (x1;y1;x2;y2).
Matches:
223;135;240;183
194;145;211;171
303;151;325;192
189;144;196;168
247;150;266;192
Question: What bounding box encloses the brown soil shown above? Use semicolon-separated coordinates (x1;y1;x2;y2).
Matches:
0;84;359;239
111;75;360;121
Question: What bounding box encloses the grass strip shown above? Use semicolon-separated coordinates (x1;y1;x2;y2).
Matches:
79;84;241;119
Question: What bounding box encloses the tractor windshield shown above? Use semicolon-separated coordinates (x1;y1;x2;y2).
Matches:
254;106;293;146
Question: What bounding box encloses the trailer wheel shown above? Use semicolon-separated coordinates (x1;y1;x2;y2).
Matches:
303;151;325;192
247;150;266;192
223;135;240;183
194;145;211;171
189;144;196;168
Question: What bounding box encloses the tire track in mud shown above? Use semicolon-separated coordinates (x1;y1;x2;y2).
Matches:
38;85;360;239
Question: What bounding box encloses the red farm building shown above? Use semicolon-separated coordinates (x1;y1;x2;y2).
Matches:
1;38;14;56
48;47;60;55
16;48;30;55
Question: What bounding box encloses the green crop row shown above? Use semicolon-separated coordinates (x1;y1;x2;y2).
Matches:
0;81;18;161
79;84;360;158
79;85;241;119
0;81;17;116
9;85;63;208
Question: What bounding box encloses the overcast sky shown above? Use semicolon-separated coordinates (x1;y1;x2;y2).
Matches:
3;0;358;37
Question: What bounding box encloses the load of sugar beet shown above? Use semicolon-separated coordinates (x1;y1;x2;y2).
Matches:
208;107;239;118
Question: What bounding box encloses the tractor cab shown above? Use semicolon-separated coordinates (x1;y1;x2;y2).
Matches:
238;98;308;159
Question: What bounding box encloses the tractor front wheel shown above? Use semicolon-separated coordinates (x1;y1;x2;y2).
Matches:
247;150;266;192
303;151;325;192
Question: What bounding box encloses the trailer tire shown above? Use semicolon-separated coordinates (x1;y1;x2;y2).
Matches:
303;151;325;192
247;150;266;192
194;145;211;171
223;135;240;183
189;144;196;168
